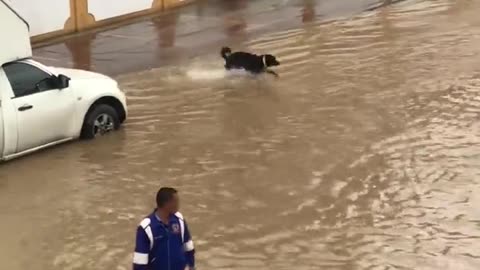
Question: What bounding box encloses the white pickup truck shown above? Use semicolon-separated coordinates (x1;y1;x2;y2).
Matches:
0;0;127;161
0;59;127;161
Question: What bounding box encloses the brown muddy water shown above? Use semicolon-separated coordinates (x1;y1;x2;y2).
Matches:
2;0;480;269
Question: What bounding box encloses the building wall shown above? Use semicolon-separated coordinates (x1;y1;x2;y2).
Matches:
9;0;71;36
8;0;188;41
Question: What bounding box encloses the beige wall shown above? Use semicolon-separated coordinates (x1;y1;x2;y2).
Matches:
10;0;71;36
9;0;189;42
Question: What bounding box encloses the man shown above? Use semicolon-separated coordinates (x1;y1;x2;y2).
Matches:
133;187;195;270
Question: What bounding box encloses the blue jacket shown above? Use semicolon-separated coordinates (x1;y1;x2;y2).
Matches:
133;211;195;270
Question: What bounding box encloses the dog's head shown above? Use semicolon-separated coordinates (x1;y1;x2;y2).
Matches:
264;54;280;67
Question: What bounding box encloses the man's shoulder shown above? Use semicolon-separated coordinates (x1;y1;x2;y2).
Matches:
174;211;185;221
138;213;156;228
139;217;151;229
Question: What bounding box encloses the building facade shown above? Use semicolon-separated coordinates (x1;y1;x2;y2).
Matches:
8;0;188;41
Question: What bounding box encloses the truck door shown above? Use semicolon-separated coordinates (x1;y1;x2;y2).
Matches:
3;61;76;153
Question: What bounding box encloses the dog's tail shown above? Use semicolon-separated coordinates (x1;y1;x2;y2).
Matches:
221;47;232;59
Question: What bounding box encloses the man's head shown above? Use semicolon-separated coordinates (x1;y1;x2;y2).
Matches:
156;187;179;214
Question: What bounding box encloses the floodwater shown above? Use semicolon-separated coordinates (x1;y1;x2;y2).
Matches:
2;0;480;269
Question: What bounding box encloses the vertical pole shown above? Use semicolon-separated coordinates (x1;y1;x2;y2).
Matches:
152;0;164;10
73;0;95;31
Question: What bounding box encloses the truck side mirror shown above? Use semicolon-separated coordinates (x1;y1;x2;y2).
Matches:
57;74;70;89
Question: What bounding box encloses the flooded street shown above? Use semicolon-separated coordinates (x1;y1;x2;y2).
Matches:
3;0;480;269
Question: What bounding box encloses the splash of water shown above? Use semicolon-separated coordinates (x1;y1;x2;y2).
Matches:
186;68;251;80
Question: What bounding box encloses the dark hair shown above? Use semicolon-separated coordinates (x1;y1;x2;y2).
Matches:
156;187;178;208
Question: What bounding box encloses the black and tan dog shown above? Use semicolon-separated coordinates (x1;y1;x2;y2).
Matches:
221;47;280;77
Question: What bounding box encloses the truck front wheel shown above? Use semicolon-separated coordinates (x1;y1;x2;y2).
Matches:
81;104;120;139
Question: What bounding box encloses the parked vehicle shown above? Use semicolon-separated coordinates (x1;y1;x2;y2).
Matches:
0;59;127;161
0;0;127;161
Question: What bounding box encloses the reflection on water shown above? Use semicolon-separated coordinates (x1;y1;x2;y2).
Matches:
3;0;480;269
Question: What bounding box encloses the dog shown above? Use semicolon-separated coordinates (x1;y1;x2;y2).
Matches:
221;47;280;77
